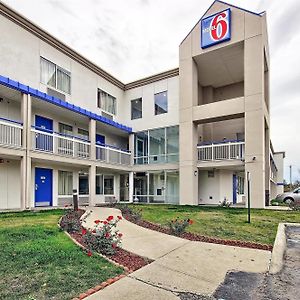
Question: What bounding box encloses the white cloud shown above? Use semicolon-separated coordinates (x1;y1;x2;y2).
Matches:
2;0;300;181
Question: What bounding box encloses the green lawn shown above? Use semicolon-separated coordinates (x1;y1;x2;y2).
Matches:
0;210;123;300
131;204;300;245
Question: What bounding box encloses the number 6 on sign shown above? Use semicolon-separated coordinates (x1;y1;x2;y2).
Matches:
201;8;231;49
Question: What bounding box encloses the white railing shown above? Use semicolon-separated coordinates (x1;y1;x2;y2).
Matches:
134;153;179;165
32;128;90;159
198;141;245;161
96;144;131;165
0;118;22;148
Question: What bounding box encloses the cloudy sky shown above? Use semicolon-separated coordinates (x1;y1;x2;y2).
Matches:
2;0;300;181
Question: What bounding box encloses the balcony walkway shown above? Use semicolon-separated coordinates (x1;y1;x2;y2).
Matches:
84;207;270;300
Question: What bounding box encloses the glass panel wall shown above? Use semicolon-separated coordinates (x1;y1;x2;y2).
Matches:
79;173;89;195
134;126;179;165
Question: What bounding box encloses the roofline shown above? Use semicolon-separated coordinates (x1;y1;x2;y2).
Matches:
125;68;179;90
0;1;125;90
180;0;264;45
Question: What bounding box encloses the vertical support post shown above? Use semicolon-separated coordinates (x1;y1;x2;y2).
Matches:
89;164;96;207
129;133;134;165
89;119;96;160
129;171;134;203
247;171;251;223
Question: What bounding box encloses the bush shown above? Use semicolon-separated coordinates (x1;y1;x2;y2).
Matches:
117;205;142;222
289;201;300;211
82;215;123;255
168;218;193;236
60;210;82;233
218;198;231;208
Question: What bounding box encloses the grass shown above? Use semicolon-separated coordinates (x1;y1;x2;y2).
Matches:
130;204;300;245
0;209;123;300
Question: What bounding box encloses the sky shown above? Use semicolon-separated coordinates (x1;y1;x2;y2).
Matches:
2;0;300;181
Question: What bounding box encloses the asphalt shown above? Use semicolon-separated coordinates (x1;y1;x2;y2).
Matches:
84;207;271;300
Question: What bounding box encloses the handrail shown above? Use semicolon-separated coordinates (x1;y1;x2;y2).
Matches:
198;139;244;146
96;142;131;154
0;117;23;127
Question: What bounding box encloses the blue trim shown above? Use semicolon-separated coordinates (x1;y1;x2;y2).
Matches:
32;125;91;142
0;75;132;134
0;116;23;125
277;183;285;186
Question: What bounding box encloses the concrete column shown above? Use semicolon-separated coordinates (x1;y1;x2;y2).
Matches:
89;119;96;160
244;35;266;208
179;58;199;205
20;156;26;210
25;156;32;209
89;164;96;206
21;94;28;150
128;133;135;165
26;94;32;150
129;171;134;202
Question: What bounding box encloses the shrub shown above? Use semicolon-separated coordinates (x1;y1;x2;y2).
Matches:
82;215;123;255
218;198;232;207
168;218;193;236
60;210;82;233
117;205;142;222
289;201;300;211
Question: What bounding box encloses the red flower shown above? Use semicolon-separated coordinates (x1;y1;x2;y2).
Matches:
81;228;87;235
117;216;122;220
105;232;111;238
94;220;101;224
64;204;68;208
107;215;114;221
118;233;123;238
103;221;108;225
112;243;117;249
188;219;193;225
87;250;92;257
92;229;96;233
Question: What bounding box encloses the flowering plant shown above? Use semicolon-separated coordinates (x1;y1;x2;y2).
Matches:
60;209;82;233
167;218;193;236
82;215;123;255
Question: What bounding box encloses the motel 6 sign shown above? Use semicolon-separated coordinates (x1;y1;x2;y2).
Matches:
201;8;231;49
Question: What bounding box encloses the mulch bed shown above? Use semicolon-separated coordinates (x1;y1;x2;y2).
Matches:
124;215;273;252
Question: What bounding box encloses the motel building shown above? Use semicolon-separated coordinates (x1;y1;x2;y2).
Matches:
0;1;285;211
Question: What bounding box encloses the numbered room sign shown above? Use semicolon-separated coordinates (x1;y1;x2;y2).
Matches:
201;9;231;49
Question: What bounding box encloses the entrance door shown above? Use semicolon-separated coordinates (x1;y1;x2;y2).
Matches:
119;174;129;202
35;115;53;152
96;134;105;145
35;168;53;207
233;174;237;204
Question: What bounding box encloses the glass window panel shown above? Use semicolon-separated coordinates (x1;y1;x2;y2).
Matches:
167;126;179;162
104;175;114;195
166;171;179;204
78;128;89;140
57;67;71;94
79;173;89;195
131;98;142;120
149;128;165;163
154;91;168;115
96;174;103;195
98;89;116;115
59;123;73;135
58;170;73;195
134;131;148;164
40;57;56;88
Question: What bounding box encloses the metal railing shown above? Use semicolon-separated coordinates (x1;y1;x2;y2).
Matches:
198;141;245;161
0;118;22;148
31;128;90;158
134;153;179;165
96;144;131;165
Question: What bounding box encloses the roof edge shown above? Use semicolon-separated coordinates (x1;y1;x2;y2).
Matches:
0;1;125;90
125;68;179;90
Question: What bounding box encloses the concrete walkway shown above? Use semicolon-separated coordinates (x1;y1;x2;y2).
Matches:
83;207;271;300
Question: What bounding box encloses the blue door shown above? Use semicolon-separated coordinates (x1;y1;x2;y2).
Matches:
233;174;237;204
35;115;53;151
96;134;105;145
35;168;53;207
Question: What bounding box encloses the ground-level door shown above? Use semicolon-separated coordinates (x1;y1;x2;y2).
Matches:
35;167;53;207
119;174;129;202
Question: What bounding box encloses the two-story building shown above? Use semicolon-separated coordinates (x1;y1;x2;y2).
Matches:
0;0;284;210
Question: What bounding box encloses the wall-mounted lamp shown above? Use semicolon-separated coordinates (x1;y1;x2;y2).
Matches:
194;170;198;176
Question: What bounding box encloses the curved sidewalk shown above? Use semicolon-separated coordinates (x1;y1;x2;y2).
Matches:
84;207;271;300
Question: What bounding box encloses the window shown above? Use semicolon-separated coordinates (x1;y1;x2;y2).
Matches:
149;128;165;163
131;98;142;120
79;173;89;195
154;91;168;115
78;128;89;140
40;57;71;94
98;89;116;115
96;174;114;195
58;171;73;195
59;123;73;135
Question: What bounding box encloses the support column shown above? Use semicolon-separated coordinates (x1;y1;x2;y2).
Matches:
179;57;199;205
25;156;32;209
129;171;134;203
244;35;266;208
129;133;134;165
20;156;26;210
89;119;96;160
89;164;96;206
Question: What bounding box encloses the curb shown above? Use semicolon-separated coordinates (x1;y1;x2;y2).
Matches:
269;222;300;274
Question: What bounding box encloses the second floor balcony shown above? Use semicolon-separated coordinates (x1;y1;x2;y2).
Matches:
198;140;245;162
0;117;23;149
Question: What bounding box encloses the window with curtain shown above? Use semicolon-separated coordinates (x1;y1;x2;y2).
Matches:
78;128;89;140
40;57;71;94
58;171;73;195
97;89;116;115
59;123;73;135
79;173;89;195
